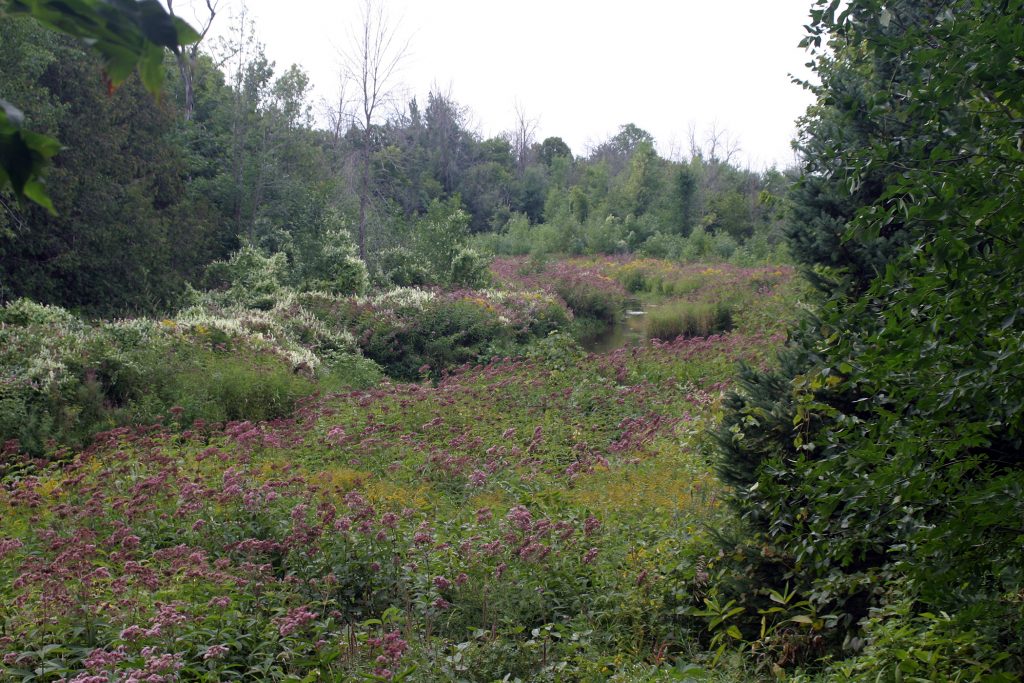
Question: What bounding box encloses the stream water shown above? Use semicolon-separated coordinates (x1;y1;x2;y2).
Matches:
579;298;665;354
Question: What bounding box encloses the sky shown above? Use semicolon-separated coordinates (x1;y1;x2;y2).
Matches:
185;0;817;170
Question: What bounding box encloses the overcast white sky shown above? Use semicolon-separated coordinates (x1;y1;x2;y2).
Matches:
190;1;816;169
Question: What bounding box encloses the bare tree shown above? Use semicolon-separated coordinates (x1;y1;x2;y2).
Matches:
322;75;353;149
704;121;742;165
165;0;218;121
342;0;409;261
687;121;702;160
509;101;538;176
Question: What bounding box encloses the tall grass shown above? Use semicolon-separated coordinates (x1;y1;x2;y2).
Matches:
646;301;734;340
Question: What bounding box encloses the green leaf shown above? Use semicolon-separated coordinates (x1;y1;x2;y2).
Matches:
172;15;202;44
138;41;166;93
22;178;57;214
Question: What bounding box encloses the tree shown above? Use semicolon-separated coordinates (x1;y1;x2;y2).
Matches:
0;21;210;313
163;0;217;121
716;0;1024;672
0;0;200;209
667;165;697;236
342;0;408;261
538;136;571;166
507;100;537;176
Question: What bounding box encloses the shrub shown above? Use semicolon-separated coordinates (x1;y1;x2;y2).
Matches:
448;247;491;288
375;246;432;287
204;245;289;309
490;257;628;324
338;287;572;380
0;295;362;455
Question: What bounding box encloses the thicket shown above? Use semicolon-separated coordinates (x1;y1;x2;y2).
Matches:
714;0;1024;678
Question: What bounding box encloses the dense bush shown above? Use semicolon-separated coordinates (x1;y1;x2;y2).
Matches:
376;199;492;290
490;257;628;324
713;0;1024;677
0;299;320;457
334;287;571;380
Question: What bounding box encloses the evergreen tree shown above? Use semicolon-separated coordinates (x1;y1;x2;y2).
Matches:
716;0;1024;670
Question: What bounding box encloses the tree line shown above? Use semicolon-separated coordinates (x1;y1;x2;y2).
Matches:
1;8;789;315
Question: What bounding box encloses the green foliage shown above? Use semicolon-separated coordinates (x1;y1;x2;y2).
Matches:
793;593;1020;682
377;198;491;289
205;244;289;308
0;20;226;313
448;246;490;288
7;0;200;89
715;0;1024;677
0;299;319;455
336;287;569;380
646;302;733;341
0;98;58;212
0;0;199;208
375;246;432;287
299;227;369;295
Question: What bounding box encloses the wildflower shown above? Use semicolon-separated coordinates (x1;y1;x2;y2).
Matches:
583;515;601;536
506;505;532;530
475;507;493;524
83;646;126;670
433;575;451;590
143;651;182;674
0;538;24;559
494;562;508;579
582;547;599;564
207;596;231;608
343;491;367;509
277;605;318;637
203;644;229;661
119;625;146;641
432;597;451;610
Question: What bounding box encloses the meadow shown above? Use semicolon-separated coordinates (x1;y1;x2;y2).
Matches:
0;259;811;682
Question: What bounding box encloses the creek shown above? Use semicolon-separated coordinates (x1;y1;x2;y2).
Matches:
579;297;667;354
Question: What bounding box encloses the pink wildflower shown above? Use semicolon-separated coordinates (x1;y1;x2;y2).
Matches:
506;505;533;530
0;538;23;559
203;644;229;660
278;606;318;637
